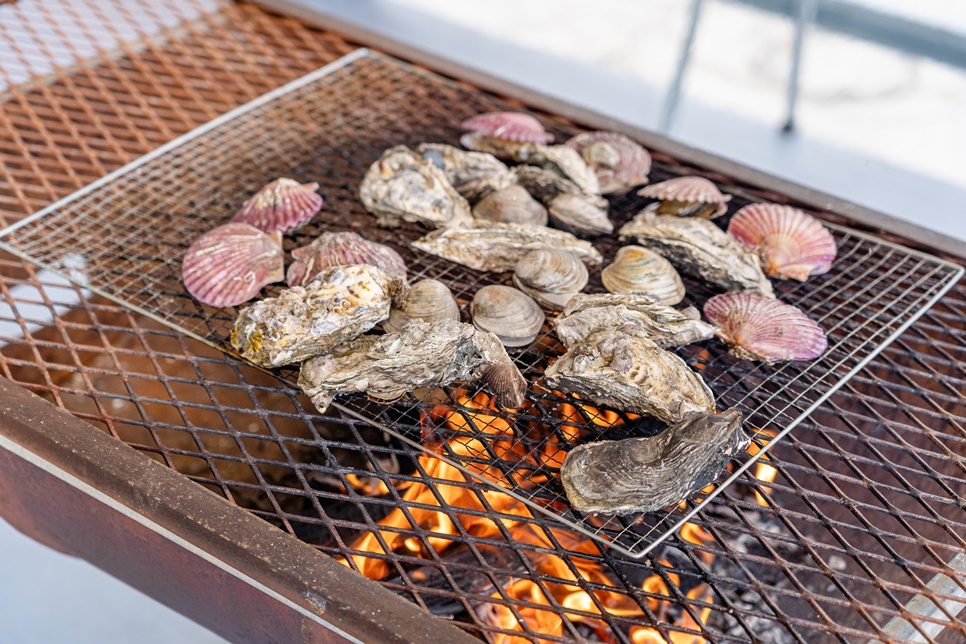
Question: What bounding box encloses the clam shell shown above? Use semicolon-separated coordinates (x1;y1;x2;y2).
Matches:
470;284;545;347
286;232;407;287
547;194;613;238
461;112;554;144
473;185;548;226
601;246;685;306
728;203;837;281
565;131;652;194
231;178;323;233
512;249;589;310
703;293;827;362
638;176;730;219
182;223;284;308
384;279;460;333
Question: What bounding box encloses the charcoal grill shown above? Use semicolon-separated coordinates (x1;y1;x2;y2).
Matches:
0;2;964;643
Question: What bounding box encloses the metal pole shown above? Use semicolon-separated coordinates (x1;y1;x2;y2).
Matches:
660;0;705;133
783;0;819;132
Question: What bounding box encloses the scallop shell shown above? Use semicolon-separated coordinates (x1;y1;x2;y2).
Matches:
512;249;589;310
601;246;685;306
638;176;730;219
564;131;652;194
182;223;284;308
547;194;613;238
728;203;837;281
703;293;827;362
473;185;548;226
470;284;546;347
384;279;460;334
286;232;407;287
231;178;323;233
461;112;554;144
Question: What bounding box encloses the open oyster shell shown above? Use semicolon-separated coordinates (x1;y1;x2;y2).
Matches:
473;185;548;226
638;176;731;219
564;131;652;194
471;285;546;348
512;249;588;311
601;245;685;305
728;203;837;281
384;278;460;334
286;232;407;287
230;178;323;233
417;143;516;203
512;144;601;195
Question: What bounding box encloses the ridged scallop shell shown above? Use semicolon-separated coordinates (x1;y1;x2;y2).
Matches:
470;285;545;347
703;293;827;362
601;246;685;306
461;112;554;144
231;178;323;233
182;223;284;308
473;185;548;226
728;204;837;281
564;131;652;194
384;279;460;333
512;249;589;310
638;176;730;219
286;232;407;287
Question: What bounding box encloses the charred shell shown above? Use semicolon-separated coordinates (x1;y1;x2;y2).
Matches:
473;185;548;226
417;143;516;203
564;131;652;194
512;249;588;310
286;232;407;287
384;278;461;334
601;245;685;305
471;285;545;347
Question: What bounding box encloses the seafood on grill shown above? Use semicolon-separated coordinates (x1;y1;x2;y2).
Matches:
384;278;460;334
704;292;827;362
620;212;774;297
564;131;652;194
512;144;601;195
601;245;685;306
460;111;554;159
512;248;588;310
182;223;284;308
231;178;323;233
411;219;603;273
544;328;715;424
230;264;407;368
728;203;837;281
298;318;528;413
554;293;717;350
416;143;516;203
472;185;548;226
560;409;748;514
471;285;546;347
513;166;612;237
638;176;731;219
286;231;407;287
359;146;473;229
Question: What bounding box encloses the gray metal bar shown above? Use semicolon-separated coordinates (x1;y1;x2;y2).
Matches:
876;552;966;642
783;0;818;132
660;0;704;133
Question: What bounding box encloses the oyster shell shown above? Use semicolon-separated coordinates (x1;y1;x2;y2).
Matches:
384;278;460;334
564;131;651;194
601;245;685;306
544;329;715;424
512;144;601;195
473;185;548;226
230;178;323;233
298;318;528;413
182;223;284;308
512;249;588;310
728;203;837;281
471;285;545;347
638;176;731;219
230;264;407;368
513;166;611;237
555;293;716;349
560;409;747;514
704;292;827;362
359;145;473;229
286;232;407;287
411;219;603;273
417;143;516;203
619;213;774;297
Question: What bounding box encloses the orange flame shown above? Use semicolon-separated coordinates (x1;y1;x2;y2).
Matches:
747;429;779;506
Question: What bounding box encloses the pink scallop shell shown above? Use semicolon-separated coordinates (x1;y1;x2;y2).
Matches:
182;223;284;308
231;178;323;233
564;131;652;193
728;203;837;282
461;111;554;144
638;176;730;204
286;231;407;287
703;293;827;362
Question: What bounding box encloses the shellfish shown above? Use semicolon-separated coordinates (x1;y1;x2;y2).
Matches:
638;176;731;219
286;232;407;287
471;285;545;347
416;143;516;203
513;166;611;237
601;245;685;306
230;178;323;233
512;144;601;195
182;223;284;308
472;185;548;226
564;131;651;194
384;278;461;334
703;292;827;362
512;249;588;310
460;111;554;159
560;409;747;515
728;203;837;281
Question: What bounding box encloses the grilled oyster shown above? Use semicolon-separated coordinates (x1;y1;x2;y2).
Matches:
554;293;716;350
384;278;461;334
560;409;747;514
544;328;714;424
564;131;651;194
619;212;774;297
231;264;407;368
417;143;516;203
298;319;527;413
513;166;611;237
359;146;472;229
473;185;548;226
512;144;600;195
471;285;545;347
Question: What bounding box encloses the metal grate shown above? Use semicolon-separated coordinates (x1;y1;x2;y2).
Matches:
0;49;961;559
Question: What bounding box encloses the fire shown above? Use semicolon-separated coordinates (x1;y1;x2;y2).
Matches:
747;429;779;506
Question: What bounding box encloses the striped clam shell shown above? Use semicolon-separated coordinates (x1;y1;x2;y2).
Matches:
564;131;652;194
601;245;685;306
231;178;323;233
704;293;827;362
512;248;589;310
638;176;730;219
182;223;284;308
461;111;554;144
728;203;836;282
384;279;460;333
286;232;407;287
471;284;545;347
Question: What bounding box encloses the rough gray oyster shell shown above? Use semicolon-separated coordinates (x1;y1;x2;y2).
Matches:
544;328;714;424
298;318;527;413
560;409;747;514
230;264;407;368
554;293;717;349
619;212;774;297
512;144;601;195
512;165;611;237
417;143;516;203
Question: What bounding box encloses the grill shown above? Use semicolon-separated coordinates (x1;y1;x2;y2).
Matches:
1;2;965;643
